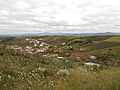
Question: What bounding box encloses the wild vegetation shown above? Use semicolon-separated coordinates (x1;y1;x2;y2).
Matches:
0;35;120;90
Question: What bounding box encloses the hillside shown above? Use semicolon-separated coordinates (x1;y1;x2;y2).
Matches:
0;35;120;90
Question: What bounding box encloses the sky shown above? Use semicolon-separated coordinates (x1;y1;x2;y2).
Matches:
0;0;120;34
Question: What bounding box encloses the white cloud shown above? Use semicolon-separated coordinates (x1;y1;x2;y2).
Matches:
0;10;9;16
14;1;31;10
0;0;120;34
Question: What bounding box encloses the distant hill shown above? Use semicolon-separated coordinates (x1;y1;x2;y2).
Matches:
0;32;120;36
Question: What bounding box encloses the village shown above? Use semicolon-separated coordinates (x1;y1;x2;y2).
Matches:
9;37;99;67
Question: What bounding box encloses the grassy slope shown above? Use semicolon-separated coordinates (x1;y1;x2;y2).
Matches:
0;49;120;90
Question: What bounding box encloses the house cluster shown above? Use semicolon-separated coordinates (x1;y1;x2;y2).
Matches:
10;46;23;52
10;38;50;54
10;38;97;61
26;38;48;47
25;38;50;54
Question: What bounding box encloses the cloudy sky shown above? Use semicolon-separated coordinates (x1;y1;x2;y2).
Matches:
0;0;120;34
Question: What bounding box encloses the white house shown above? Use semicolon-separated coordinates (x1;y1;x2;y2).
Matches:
57;57;64;59
36;48;46;53
42;55;48;57
90;55;96;59
34;44;37;47
80;48;86;51
40;44;44;47
26;38;29;41
62;43;66;45
84;62;100;67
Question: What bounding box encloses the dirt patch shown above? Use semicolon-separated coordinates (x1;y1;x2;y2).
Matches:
69;51;87;57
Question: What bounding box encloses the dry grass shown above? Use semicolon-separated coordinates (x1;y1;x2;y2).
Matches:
53;68;120;90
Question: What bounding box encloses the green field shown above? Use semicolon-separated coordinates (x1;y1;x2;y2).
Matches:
104;36;120;42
